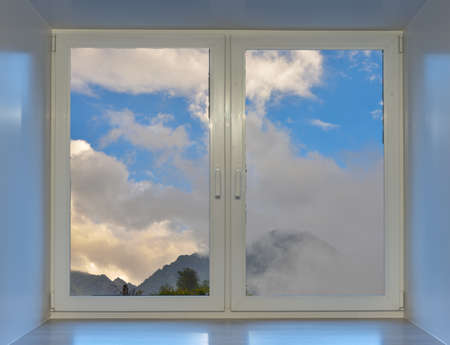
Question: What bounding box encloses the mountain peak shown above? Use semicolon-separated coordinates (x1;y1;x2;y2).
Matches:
70;253;208;296
70;270;120;296
113;277;126;284
137;253;209;295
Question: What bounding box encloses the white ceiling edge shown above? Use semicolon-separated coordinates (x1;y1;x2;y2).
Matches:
27;0;427;30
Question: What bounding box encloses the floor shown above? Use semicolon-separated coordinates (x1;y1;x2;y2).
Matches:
13;319;443;345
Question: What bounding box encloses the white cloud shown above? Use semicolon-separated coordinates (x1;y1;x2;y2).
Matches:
71;48;210;123
246;50;323;113
370;109;383;120
72;49;323;125
99;109;191;152
70;140;209;284
347;50;382;82
70;140;208;233
71;139;92;157
309;118;340;131
244;61;385;294
71;217;201;285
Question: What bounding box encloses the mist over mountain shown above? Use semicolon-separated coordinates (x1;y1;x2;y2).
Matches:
246;230;383;296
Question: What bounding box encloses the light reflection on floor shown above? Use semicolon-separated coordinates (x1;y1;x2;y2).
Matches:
73;332;208;345
249;330;381;345
12;320;444;345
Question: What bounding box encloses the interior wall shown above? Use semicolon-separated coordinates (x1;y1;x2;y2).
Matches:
405;0;450;343
0;0;51;344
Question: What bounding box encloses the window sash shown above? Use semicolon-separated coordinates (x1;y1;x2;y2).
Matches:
52;31;226;311
230;31;403;311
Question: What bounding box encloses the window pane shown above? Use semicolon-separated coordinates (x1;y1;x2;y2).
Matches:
70;48;210;296
245;50;384;296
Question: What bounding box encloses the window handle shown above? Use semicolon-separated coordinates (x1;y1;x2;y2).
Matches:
235;168;242;199
215;168;221;199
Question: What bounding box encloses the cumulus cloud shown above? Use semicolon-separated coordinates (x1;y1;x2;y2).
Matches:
71;139;92;157
309;118;340;131
70;140;208;233
71;216;201;285
99;109;191;153
71;48;323;124
71;48;210;123
70;140;209;283
246;50;323;113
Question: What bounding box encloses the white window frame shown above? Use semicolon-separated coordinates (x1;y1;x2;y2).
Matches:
51;31;226;311
229;31;404;311
51;30;404;314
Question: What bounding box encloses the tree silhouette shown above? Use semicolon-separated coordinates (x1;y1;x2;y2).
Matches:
158;284;175;295
121;284;129;296
157;269;209;295
176;268;199;291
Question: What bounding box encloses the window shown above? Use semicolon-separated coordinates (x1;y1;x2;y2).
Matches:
230;32;403;311
53;33;225;311
52;31;403;312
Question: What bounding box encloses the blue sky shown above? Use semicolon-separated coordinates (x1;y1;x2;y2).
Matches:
71;89;206;190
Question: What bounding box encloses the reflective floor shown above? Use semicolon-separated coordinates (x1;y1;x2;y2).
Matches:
13;319;443;345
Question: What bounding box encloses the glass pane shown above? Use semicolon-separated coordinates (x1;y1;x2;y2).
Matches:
70;48;210;296
245;50;384;296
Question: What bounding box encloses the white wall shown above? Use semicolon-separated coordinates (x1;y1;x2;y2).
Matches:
405;0;450;343
0;0;51;344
